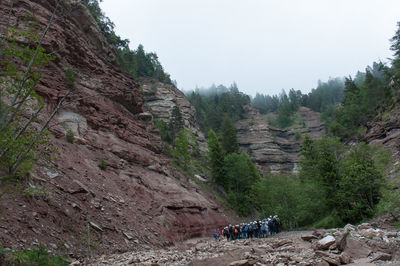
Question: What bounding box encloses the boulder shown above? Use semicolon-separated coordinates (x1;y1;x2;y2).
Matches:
335;232;348;251
339;253;352;264
322;256;340;266
317;235;336;250
301;234;317;241
369;253;392;262
343;238;372;259
228;259;251;266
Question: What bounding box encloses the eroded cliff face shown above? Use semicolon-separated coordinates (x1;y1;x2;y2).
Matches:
0;0;230;257
141;82;207;152
237;106;325;173
363;106;400;162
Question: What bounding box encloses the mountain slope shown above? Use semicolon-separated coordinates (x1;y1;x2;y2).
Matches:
0;0;231;257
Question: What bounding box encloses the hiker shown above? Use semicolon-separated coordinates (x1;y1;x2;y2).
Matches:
229;225;234;241
223;227;229;241
214;229;220;241
243;224;248;239
215;215;282;242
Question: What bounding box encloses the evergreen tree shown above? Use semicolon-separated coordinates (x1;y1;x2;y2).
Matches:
173;129;190;170
207;129;225;186
224;153;259;215
221;117;239;154
391;22;400;74
169;106;184;144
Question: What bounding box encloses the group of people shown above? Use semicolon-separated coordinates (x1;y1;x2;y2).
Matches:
214;216;281;241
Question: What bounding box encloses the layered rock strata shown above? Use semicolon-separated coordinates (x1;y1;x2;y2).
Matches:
237;106;325;173
0;0;230;257
141;82;207;152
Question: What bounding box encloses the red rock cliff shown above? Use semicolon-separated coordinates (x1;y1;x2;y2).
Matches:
0;0;230;257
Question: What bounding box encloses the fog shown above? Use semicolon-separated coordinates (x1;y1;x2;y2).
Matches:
100;0;400;95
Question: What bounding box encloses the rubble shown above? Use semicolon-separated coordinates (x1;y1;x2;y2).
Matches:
89;221;400;265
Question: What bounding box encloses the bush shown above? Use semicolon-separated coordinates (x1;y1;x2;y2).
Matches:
294;131;302;141
66;130;74;144
64;68;76;90
98;158;107;170
1;245;68;266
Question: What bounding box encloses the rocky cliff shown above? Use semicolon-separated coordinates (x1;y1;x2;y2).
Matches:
0;0;231;258
237;106;325;173
363;105;400;162
141;81;207;152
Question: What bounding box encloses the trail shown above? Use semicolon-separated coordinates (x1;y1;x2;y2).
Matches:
88;222;400;265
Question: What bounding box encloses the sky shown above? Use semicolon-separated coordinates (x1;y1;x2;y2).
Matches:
100;0;400;96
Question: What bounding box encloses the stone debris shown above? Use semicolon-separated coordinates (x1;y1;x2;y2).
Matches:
316;235;336;250
89;221;400;265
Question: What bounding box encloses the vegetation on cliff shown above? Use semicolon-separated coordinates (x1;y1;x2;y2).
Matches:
86;0;172;83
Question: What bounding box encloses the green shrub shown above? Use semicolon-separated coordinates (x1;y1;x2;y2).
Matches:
66;130;74;144
98;158;107;170
64;68;76;90
294;131;302;141
2;245;68;266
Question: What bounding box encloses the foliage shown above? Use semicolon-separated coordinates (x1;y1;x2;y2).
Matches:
66;130;74;144
221;117;239;154
326;63;391;139
169;106;184;144
153;119;172;144
253;89;302;129
377;179;400;221
299;137;388;226
1;245;68;266
0;13;55;176
302;78;345;112
98;158;107;170
188;83;250;133
23;186;47;198
391;21;400;78
207;129;225;185
294;131;302;141
173;129;191;170
224;153;259;216
85;1;171;83
251;174;326;229
64;68;76;90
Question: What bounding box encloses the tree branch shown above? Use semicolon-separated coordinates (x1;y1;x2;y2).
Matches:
0;0;61;130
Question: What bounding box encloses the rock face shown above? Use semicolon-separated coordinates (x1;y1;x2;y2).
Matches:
236;106;325;172
363;105;400;161
141;81;207;152
0;0;231;257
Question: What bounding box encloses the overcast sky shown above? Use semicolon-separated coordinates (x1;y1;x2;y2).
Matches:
100;0;400;96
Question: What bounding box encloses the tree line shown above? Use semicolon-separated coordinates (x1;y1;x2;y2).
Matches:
86;0;171;83
184;21;400;228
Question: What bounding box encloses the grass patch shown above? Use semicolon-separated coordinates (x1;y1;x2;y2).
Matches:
0;245;68;266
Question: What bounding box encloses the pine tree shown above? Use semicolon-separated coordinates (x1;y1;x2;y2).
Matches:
169;106;184;144
221;117;239;154
391;22;400;72
208;129;225;186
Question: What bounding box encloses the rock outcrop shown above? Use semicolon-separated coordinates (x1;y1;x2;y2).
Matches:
236;106;325;173
141;81;207;152
363;105;400;161
0;0;231;258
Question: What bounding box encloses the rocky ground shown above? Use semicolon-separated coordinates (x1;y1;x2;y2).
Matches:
88;218;400;265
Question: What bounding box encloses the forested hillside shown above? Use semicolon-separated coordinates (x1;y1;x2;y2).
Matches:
1;0;400;264
182;21;400;229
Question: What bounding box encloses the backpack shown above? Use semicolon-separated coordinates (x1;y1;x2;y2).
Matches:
234;228;238;234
